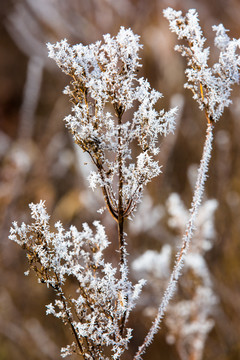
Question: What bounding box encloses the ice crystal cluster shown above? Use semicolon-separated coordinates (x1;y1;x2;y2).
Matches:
164;8;240;122
9;201;145;359
47;27;177;217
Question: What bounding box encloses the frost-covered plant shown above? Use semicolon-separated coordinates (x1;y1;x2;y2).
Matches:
9;9;240;360
47;28;176;216
133;9;240;359
46;26;176;269
163;7;240;122
10;27;176;359
9;201;144;359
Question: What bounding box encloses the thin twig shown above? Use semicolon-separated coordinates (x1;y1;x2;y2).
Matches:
133;121;214;360
117;110;125;267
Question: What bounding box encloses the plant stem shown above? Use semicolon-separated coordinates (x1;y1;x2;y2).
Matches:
116;108;127;338
117;110;125;267
133;122;214;360
53;274;86;358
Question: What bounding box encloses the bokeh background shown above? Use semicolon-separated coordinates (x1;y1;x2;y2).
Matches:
1;0;240;359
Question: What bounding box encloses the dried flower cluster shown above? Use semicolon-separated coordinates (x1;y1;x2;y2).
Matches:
9;8;240;360
9;201;145;359
163;8;240;122
47;27;176;219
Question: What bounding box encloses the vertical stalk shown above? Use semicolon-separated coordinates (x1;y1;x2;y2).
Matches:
118;210;124;266
117;110;125;267
133;122;214;360
117;108;127;338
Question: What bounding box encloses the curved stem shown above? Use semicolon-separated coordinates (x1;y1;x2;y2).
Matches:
87;151;118;220
133;122;214;360
102;183;118;220
52;274;86;358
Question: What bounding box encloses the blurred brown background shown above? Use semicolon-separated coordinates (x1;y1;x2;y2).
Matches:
1;0;240;359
